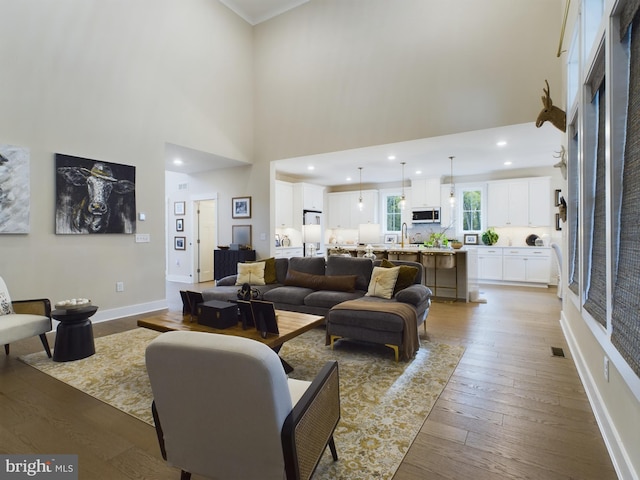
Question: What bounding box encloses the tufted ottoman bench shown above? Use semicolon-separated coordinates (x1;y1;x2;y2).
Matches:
325;299;423;361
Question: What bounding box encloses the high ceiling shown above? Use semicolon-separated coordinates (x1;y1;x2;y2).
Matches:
219;0;309;25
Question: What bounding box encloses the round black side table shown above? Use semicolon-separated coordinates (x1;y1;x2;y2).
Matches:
52;305;98;362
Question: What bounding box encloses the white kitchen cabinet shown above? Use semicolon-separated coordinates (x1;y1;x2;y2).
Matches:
410;177;441;208
502;248;551;283
327;190;378;229
487;177;551;227
528;177;551;227
477;247;503;281
327;192;351;229
293;182;325;211
275;180;293;228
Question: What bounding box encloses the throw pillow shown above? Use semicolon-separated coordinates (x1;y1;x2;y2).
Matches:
235;261;266;286
365;266;400;299
284;270;357;292
380;258;419;294
248;257;277;284
0;277;14;315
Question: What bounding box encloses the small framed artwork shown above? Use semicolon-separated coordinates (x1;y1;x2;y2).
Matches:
174;236;186;250
232;196;251;219
176;218;184;232
555;213;562;231
232;225;252;247
174;201;185;216
554;189;562;207
464;233;479;245
384;234;398;244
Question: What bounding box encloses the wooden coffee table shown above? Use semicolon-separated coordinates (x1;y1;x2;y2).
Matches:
137;309;324;350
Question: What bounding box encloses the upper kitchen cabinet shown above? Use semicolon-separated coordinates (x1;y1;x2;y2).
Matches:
487;177;550;227
327;190;378;229
275;180;294;228
293;182;325;211
410;177;441;208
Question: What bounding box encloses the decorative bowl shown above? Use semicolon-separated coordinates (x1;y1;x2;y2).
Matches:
55;299;92;310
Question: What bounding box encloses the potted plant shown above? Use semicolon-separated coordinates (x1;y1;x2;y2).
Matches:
481;228;499;245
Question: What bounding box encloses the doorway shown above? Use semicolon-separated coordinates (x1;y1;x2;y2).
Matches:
195;199;216;282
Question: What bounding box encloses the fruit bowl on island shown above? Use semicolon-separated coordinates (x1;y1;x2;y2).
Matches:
55;298;92;311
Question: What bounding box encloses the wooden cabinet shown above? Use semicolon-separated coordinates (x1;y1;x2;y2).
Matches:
410;177;441;208
502;248;551;283
214;249;256;281
477;247;503;281
487;177;551;227
275;180;293;228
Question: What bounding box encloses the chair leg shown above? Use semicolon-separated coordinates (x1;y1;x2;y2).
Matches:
328;435;338;461
4;344;9;355
39;333;52;358
180;470;191;480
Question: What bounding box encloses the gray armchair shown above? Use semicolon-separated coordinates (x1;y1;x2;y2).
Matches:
145;331;340;480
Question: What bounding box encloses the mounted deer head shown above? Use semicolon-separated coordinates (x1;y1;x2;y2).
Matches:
553;146;567;180
536;80;566;132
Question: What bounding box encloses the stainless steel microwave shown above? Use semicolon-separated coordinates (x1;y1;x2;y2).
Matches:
412;208;441;224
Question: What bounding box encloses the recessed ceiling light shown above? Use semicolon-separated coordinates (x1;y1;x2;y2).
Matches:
346;176;352;182
504;161;512;166
173;159;183;165
388;155;396;161
497;141;507;147
415;170;422;175
307;165;315;171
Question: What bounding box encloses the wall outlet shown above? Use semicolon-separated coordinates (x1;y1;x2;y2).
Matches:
135;233;150;243
116;281;124;292
604;356;609;382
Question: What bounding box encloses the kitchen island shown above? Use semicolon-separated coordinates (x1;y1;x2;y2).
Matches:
326;245;476;302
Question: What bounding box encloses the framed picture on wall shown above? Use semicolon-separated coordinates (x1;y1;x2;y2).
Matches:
232;225;252;247
174;236;186;250
384;234;397;244
464;233;478;245
176;218;184;232
174;201;185;216
232;196;251;219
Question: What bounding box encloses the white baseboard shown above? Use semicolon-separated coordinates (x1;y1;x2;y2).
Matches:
166;274;193;283
560;312;638;480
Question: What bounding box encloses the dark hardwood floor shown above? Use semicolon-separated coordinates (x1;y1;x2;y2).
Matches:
0;283;617;479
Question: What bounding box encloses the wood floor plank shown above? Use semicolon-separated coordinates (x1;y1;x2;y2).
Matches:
1;282;617;479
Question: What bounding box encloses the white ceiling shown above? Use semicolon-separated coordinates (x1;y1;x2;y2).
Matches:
165;122;564;186
274;122;564;187
219;0;309;25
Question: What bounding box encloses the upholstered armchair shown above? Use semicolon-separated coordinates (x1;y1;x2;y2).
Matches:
0;276;52;357
145;331;340;480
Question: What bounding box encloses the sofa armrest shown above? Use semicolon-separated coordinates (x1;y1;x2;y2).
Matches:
216;275;238;286
394;284;431;307
11;298;52;317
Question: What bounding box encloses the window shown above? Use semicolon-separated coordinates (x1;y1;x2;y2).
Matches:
460;187;482;232
383;193;403;232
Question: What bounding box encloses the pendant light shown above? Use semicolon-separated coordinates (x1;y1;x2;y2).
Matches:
449;156;456;206
399;162;406;210
358;167;364;211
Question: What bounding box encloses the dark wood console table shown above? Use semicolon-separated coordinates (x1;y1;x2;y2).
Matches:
214;249;256;281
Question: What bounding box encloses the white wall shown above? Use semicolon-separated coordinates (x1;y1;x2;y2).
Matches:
0;0;253;319
253;0;563;163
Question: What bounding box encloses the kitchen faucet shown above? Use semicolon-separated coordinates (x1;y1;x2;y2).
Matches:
401;222;408;248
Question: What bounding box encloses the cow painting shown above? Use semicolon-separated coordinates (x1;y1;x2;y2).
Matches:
55;154;136;234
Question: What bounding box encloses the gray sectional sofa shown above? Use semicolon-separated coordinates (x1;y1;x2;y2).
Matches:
202;255;431;326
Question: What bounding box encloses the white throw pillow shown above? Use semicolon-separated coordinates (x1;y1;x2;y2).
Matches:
0;276;14;315
365;266;400;299
235;262;266;286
